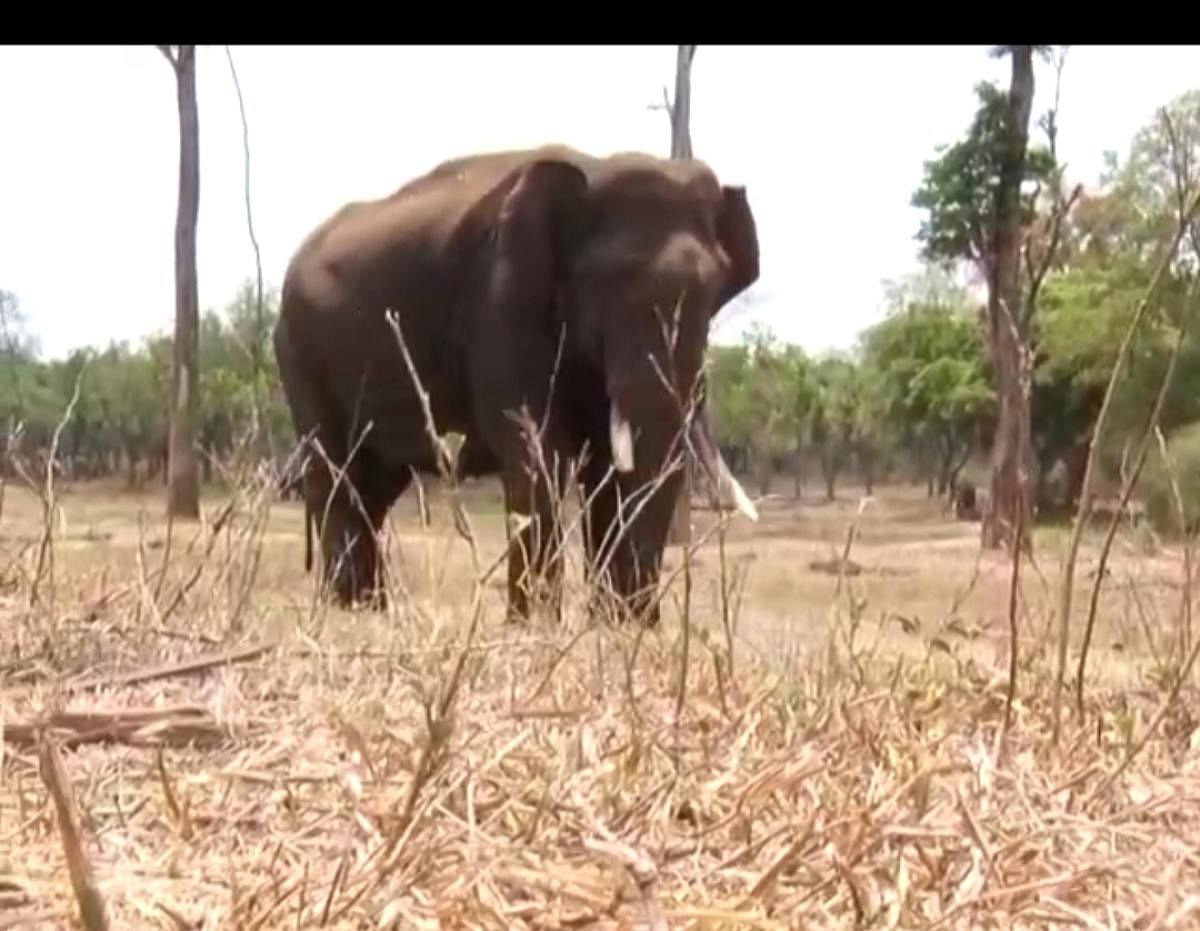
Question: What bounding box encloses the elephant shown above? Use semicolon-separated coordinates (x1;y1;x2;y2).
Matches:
272;143;761;625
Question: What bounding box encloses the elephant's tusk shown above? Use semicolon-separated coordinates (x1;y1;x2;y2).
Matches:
716;453;759;522
609;402;635;473
687;410;758;522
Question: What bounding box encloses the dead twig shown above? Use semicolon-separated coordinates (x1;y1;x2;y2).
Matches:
583;831;668;931
1053;181;1200;744
38;735;109;931
1002;487;1024;744
7;705;228;749
64;641;276;693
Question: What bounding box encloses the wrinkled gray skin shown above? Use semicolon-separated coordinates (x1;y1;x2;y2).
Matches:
273;143;760;625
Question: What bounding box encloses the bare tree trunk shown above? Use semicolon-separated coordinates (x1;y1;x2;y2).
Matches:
665;44;698;547
670;45;696;160
1064;438;1089;510
161;45;201;520
124;442;138;491
936;433;957;496
754;444;772;498
981;46;1035;553
862;446;875;496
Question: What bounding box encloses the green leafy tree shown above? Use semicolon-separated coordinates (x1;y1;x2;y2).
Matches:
1032;88;1200;513
706;331;818;496
741;325;795;495
777;345;818;497
707;344;752;454
861;293;994;498
0;278;293;493
912;45;1071;551
1113;88;1200;273
809;353;869;501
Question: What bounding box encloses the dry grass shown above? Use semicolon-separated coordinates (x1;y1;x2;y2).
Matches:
3;472;1200;930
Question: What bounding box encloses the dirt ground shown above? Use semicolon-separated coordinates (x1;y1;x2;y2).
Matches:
2;476;1199;928
1;475;1182;686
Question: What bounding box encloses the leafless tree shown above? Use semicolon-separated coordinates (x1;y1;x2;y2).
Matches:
669;45;696;160
653;45;698;545
980;45;1036;553
158;45;201;519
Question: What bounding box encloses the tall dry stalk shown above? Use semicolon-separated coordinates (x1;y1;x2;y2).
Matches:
1074;277;1195;717
321;309;511;921
39;735;109;931
1085;426;1200;805
1001;487;1024;744
23;366;85;612
1151;424;1197;675
1052;181;1200;745
223;45;271;461
0;422;19;529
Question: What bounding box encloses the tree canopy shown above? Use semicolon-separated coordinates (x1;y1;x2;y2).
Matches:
0;280;293;490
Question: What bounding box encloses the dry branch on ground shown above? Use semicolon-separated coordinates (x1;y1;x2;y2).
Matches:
2;611;1198;929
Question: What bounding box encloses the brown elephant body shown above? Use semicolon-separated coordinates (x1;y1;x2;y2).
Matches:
273;143;760;624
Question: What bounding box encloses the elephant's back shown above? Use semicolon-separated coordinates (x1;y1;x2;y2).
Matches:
280;143;628;313
284;180;473;316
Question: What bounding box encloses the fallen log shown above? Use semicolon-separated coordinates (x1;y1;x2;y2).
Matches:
2;705;228;750
64;641;276;694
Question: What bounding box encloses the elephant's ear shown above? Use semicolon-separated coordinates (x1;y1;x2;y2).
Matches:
715;185;760;313
491;159;590;320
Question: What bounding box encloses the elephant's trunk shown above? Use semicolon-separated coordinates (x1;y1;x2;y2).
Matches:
599;370;756;625
596;373;680;623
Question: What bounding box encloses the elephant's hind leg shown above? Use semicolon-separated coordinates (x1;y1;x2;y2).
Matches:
288;408;375;609
313;443;410;611
350;451;411;608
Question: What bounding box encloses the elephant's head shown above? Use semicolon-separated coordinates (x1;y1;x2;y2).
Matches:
487;150;760;622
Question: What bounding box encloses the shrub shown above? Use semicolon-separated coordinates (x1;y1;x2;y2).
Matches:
1137;419;1200;534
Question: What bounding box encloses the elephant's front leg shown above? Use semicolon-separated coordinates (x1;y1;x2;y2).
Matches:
467;319;573;624
579;455;664;627
309;449;405;610
307;463;360;607
579;453;622;622
502;461;566;625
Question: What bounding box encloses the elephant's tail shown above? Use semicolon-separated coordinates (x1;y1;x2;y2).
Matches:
304;498;313;573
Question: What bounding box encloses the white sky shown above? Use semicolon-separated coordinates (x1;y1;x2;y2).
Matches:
1;45;1197;360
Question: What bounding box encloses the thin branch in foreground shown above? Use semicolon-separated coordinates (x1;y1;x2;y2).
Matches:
1074;275;1195;718
1084;431;1200;806
1159;434;1198;664
38;736;110;931
224;45;268;448
63;642;276;694
322;307;510;924
27;364;85;611
1001;486;1024;746
1052;182;1200;746
384;309;478;570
